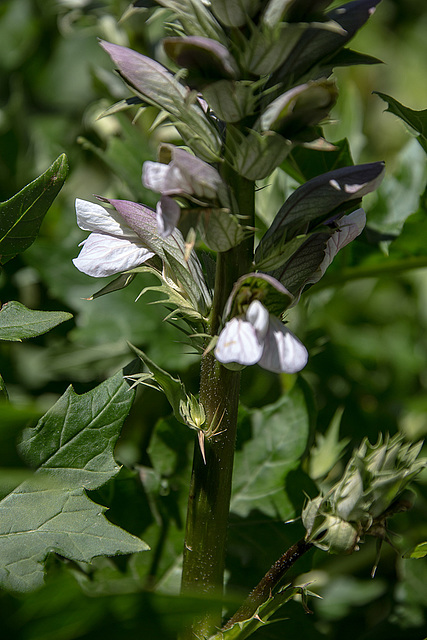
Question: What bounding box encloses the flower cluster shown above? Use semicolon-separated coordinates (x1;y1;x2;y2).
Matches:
302;434;426;555
73;177;376;374
73;0;386;377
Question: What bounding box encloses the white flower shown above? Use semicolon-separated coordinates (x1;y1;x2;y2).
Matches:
143;144;227;237
215;300;308;374
73;199;154;277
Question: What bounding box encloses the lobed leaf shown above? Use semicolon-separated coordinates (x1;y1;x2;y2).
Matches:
375;92;427;154
0;369;148;592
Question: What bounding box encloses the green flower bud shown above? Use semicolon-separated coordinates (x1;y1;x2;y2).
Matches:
302;434;425;555
179;394;206;431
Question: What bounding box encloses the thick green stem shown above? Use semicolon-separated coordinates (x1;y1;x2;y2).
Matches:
180;170;254;638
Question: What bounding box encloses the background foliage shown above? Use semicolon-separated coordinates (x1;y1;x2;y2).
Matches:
1;0;427;638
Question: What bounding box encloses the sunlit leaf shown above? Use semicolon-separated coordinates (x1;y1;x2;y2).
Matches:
0;301;72;342
404;542;427;559
0;368;148;592
0;154;68;264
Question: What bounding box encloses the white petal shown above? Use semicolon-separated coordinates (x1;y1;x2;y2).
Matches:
156;196;181;237
215;318;263;366
246;300;269;341
259;317;308;374
75;198;137;240
142;162;171;193
167;163;193;194
73;232;154;277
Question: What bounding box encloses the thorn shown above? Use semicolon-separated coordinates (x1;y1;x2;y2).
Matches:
198;430;207;465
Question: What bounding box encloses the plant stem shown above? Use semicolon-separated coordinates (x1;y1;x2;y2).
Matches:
180;170;254;638
222;538;313;630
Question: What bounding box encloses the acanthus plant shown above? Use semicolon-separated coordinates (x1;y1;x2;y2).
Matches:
3;1;426;640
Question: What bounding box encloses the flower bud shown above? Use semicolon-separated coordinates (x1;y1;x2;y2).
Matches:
303;434;425;555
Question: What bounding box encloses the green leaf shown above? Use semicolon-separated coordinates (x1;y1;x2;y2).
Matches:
203;80;257;123
156;0;227;43
375;92;427;154
282;138;354;184
0;301;72;342
229;128;292;180
211;585;317;640
0;373;7;401
0;154;68;264
404;542;427;559
324;47;382;69
199;209;244;252
0;368;148;593
366;140;427;236
210;0;261;27
241;23;309;76
231;381;310;519
128;344;187;424
308;407;349;481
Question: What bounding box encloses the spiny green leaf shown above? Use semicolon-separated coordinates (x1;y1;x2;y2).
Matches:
375;92;427;154
0;154;68;264
0;301;72;342
211;585;317;640
0;368;148;592
156;0;227;43
128;344;187;424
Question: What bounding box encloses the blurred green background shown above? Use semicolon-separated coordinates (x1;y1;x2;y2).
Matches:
1;1;427;638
